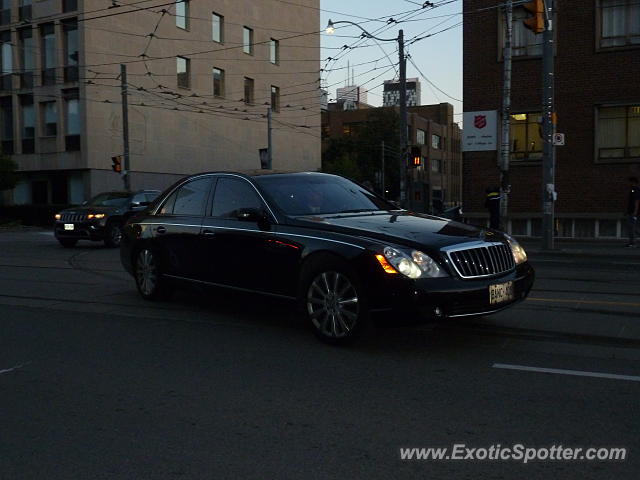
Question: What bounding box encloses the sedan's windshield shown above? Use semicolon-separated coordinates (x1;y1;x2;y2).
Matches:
255;174;396;216
86;192;131;208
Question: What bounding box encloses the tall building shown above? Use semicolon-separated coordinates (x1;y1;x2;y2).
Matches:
336;85;368;104
0;0;320;206
463;0;639;239
382;78;421;107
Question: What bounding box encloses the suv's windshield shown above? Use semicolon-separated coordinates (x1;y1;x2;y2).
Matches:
86;192;131;208
255;174;396;216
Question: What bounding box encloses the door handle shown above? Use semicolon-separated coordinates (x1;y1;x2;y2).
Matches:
156;226;167;234
202;229;215;237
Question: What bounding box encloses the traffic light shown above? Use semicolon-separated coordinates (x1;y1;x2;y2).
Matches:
522;0;545;34
408;146;422;168
111;155;122;173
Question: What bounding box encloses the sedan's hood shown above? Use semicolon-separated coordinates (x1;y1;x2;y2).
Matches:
290;211;504;251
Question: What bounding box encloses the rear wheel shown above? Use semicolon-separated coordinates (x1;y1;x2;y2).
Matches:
104;221;122;248
134;248;172;301
58;238;78;248
300;256;368;345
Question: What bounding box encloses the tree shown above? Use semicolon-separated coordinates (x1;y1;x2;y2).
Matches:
0;154;18;192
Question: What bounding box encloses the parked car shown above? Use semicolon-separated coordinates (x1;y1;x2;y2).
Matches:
120;172;534;344
54;190;160;248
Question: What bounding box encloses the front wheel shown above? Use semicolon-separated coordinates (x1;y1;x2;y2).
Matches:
300;257;368;345
104;221;122;248
134;248;172;301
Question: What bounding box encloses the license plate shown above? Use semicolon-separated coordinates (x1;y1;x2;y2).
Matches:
489;281;514;305
64;223;75;231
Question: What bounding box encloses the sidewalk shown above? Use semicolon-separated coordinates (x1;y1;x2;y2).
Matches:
520;238;640;258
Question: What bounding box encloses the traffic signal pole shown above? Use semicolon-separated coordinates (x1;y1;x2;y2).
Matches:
398;29;408;208
120;64;131;191
500;0;513;232
541;0;556;250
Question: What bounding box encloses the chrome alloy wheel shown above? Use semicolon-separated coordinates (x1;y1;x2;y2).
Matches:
307;271;359;339
136;249;157;296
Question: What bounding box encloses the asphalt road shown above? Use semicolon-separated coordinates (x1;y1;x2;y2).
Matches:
1;230;639;479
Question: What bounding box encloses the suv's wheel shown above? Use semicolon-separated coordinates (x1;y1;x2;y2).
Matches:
300;256;368;345
134;248;172;300
104;221;122;248
58;238;78;248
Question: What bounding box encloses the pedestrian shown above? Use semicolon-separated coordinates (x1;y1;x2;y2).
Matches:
485;186;501;229
626;177;640;247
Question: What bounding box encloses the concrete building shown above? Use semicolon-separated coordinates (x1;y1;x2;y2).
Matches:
463;0;639;239
322;102;462;212
382;77;421;107
0;0;321;205
336;85;367;105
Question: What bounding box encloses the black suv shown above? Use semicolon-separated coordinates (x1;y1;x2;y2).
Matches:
54;190;160;248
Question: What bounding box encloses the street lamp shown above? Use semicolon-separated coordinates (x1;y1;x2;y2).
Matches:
326;19;408;206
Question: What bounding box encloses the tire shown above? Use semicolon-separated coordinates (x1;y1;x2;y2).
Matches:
299;254;369;345
134;247;173;301
58;238;78;248
104;221;122;248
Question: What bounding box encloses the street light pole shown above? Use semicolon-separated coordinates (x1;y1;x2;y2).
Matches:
326;19;407;206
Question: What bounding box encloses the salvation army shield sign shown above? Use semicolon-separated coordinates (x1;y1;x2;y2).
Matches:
474;115;487;129
463;110;497;151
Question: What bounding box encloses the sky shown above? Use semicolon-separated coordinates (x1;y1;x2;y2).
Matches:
319;0;463;118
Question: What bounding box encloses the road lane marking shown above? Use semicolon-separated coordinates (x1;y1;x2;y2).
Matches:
493;363;640;382
527;297;640;308
0;363;29;375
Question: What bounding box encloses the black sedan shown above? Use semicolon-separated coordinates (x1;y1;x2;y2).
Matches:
54;190;160;248
120;172;534;344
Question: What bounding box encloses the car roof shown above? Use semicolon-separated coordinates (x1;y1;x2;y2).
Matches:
187;170;331;179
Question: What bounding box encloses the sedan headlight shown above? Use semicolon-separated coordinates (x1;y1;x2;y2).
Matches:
505;234;527;265
380;246;448;279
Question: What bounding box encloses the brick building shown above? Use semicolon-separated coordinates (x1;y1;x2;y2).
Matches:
463;0;639;238
322;102;462;212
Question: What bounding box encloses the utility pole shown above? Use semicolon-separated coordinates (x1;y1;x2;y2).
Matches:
120;64;130;191
541;0;555;250
500;0;513;232
398;29;408;208
267;107;273;170
381;140;386;199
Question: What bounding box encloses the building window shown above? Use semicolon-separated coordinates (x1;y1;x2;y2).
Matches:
431;159;441;173
416;128;425;145
62;0;77;13
599;0;640;48
270;39;279;64
0;30;11;91
243;27;254;55
0;96;13;153
40;24;56;86
63;19;79;82
64;90;80;151
271;86;280;112
510;112;543;161
41;101;57;137
0;0;9;26
244;77;254;104
212;12;224;43
20;95;34;153
431;134;442;149
596;105;640;162
176;0;188;30
508;8;543;57
177;56;189;88
19;28;34;88
19;0;32;21
213;67;224;97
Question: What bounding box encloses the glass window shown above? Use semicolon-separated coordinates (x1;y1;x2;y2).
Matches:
212;12;223;43
63;20;78;66
270;38;279;64
65;97;79;135
509;112;543;161
176;0;189;29
213;67;224;97
431;134;442;150
271;86;280;112
87;192;131;207
1;30;11;76
19;28;33;71
597;105;640;161
21;96;34;139
40;24;56;85
600;0;640;48
243;27;253;55
0;0;9;25
177;56;189;88
211;177;262;218
509;8;543;57
42;101;57;137
173;177;211;215
131;193;147;205
416;129;425;145
244;77;254;104
0;96;13;150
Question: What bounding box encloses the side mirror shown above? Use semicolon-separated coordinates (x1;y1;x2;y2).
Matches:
236;208;269;223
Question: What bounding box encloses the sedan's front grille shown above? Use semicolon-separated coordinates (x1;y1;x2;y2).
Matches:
446;242;515;279
61;213;87;222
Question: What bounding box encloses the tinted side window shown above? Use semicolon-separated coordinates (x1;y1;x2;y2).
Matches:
211;177;262;218
173;177;212;216
158;190;178;215
145;193;159;203
131;193;146;205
